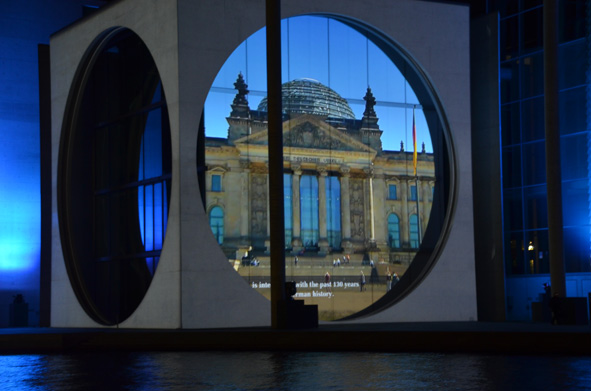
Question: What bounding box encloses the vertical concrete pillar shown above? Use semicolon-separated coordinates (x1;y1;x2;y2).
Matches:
544;0;566;297
266;0;286;328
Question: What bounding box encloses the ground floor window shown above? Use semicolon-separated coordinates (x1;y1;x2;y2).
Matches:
209;206;224;244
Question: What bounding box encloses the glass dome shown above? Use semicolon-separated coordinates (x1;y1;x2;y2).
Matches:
257;78;356;119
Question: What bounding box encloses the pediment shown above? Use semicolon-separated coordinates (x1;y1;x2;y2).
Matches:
233;114;374;154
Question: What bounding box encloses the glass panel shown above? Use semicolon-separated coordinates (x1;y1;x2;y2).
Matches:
559;0;587;42
562;179;591;227
501;102;521;146
326;176;341;249
300;175;319;248
285;16;329;83
564;226;591;273
525;230;549;274
388;184;397;200
212;175;221;192
143;184;154;252
209;206;224;244
561;134;589;181
139;108;164;180
410;185;417;201
522;0;543;10
524;184;547;230
520;8;543;54
503;188;523;231
500;59;520;102
520;53;543;99
499;1;519;16
522;141;546;186
388;214;400;248
502;145;522;188
505;231;525;275
500;16;518;60
559;87;586;135
202;15;443;322
94;119;143;191
558;40;587;89
521;97;544;142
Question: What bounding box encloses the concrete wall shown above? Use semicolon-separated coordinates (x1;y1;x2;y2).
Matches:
50;0;476;328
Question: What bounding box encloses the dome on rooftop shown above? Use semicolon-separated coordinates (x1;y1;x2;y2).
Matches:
257;79;355;120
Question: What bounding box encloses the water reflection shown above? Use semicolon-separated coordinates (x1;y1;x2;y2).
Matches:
2;352;591;390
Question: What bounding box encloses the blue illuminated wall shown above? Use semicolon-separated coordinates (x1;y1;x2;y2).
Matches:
0;0;105;327
497;1;591;321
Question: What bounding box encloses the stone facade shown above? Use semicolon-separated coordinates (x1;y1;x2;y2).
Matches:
205;77;435;266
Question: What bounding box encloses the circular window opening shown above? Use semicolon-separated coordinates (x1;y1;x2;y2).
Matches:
200;15;456;321
58;28;172;325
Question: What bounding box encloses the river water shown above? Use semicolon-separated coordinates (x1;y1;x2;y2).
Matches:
2;351;591;390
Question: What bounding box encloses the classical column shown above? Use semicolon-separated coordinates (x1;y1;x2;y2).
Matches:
421;180;431;236
317;165;329;254
340;166;352;253
291;165;303;252
366;167;376;245
400;179;409;247
372;169;388;249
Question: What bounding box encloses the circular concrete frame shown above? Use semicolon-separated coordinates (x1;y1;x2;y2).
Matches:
58;27;171;325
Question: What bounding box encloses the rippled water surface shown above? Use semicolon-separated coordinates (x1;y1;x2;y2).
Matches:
2;351;591;390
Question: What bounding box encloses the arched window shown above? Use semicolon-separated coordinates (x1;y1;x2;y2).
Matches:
209;206;224;244
387;214;400;248
410;214;419;248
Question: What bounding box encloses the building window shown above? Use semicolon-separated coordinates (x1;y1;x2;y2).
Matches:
388;214;400;248
209;206;224;244
326;176;341;248
211;174;222;192
388;184;397;200
300;175;319;248
410;185;418;201
409;214;419;248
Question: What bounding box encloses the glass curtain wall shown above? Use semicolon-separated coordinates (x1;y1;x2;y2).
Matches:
203;15;435;320
499;0;591;320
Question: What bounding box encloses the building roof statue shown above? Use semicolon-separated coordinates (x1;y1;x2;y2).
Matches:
230;72;250;119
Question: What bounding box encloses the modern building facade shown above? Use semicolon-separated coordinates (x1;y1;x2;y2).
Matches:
14;0;589;328
43;0;475;328
470;0;591;322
